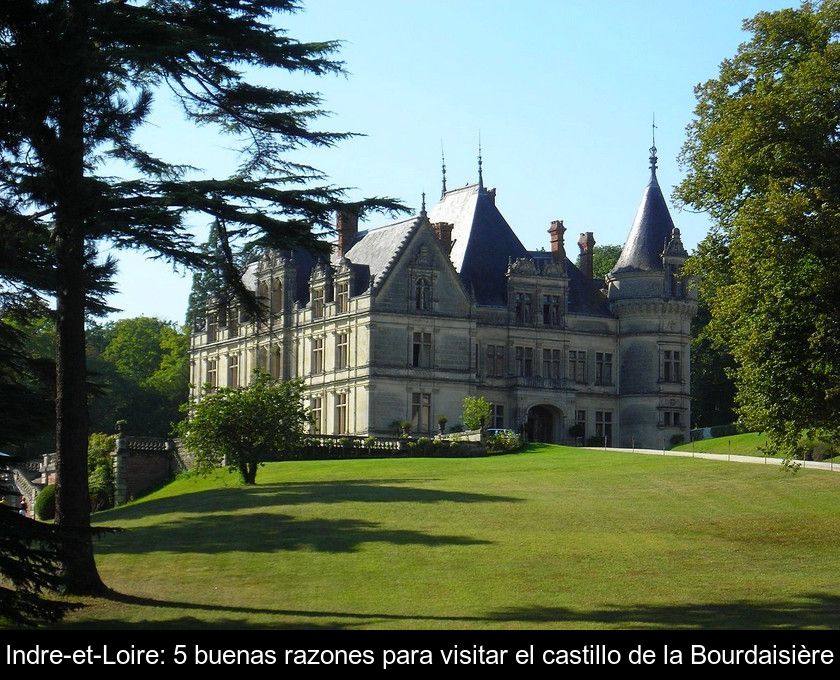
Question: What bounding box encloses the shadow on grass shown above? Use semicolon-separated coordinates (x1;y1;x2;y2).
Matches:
99;480;521;522
490;593;840;629
96;512;491;555
65;592;840;629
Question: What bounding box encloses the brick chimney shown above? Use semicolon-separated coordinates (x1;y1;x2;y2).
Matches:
432;222;454;254
577;231;596;280
548;219;566;264
336;208;359;258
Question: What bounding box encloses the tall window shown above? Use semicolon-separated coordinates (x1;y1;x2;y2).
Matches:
310;397;322;434
335;332;349;369
335;282;349;313
543;349;562;379
595;411;613;446
486;344;506;377
515;292;533;324
311;337;324;374
491;404;505;429
568;350;587;383
663;411;682;427
271;278;283;316
411;392;431;433
515;346;534;377
543;295;561;326
412;331;432;368
575;409;586;437
227;307;239;337
228;354;239;387
271;346;282;379
206;313;218;342
415;277;431;311
312;287;324;319
663;350;682;382
206;359;218;388
595;352;613;385
334;393;347;434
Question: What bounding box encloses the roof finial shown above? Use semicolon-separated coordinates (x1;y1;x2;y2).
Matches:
649;113;658;173
478;131;484;190
420;191;427;218
440;142;447;197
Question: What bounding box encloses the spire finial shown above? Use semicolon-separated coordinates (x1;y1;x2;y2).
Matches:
649;113;658;173
440;142;447;197
420;191;427;218
478;131;484;189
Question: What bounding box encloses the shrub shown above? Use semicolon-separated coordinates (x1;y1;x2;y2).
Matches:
670;434;686;448
568;423;585;438
363;436;377;448
449;423;464;433
34;484;56;521
586;436;605;447
486;431;522;453
709;423;739;438
462;396;492;430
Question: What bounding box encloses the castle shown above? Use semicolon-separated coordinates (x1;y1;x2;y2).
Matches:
189;144;697;448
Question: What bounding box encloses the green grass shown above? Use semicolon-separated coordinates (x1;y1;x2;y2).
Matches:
672;432;770;457
59;445;840;629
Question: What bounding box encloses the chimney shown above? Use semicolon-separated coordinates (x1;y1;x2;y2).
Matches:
548;219;566;264
577;231;596;280
336;208;359;258
432;221;454;254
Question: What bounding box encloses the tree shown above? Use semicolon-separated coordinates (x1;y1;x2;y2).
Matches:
177;372;307;484
579;244;622;278
675;1;840;456
0;1;401;592
185;220;229;330
462;395;492;431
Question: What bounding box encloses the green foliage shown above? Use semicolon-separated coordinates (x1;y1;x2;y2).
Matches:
676;1;840;458
568;423;585;438
690;289;736;427
34;485;56;521
87;433;115;511
177;372;308;484
462;396;492;430
486;431;522;453
580;244;622;278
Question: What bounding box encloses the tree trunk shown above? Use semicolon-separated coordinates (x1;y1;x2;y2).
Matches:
53;0;105;595
242;461;257;485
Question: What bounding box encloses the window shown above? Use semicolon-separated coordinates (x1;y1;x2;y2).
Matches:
206;314;218;342
228;354;239;387
543;295;561;326
569;350;587;383
310;397;322;434
271;278;283;316
663;350;682;382
411;392;431;433
335;332;349;369
206;359;218;388
227;308;239;337
257;347;267;372
312;287;324;319
311;337;324;374
663;411;683;427
334;393;347;434
491;404;505;429
486;344;505;377
515;292;533;324
412;331;432;368
271;346;282;379
335;282;349;313
575;409;586;438
543;349;562;379
515;346;534;377
595;411;613;446
415;277;431;311
595;352;613;385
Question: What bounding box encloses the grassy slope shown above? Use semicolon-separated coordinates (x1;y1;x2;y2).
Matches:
62;445;840;629
672;432;769;456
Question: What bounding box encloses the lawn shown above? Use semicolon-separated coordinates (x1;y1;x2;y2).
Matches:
60;445;840;629
672;432;769;457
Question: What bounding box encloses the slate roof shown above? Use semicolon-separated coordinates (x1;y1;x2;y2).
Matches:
428;184;529;306
611;165;676;275
339;217;419;290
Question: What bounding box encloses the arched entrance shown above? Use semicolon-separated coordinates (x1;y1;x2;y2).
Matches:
525;405;555;443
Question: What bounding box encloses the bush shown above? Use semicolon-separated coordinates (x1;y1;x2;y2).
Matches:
34;484;56;521
568;423;585;438
486;431;522;453
709;423;739;438
670;434;686;448
89;466;114;511
449;423;464;433
586;436;605;447
363;436;377;448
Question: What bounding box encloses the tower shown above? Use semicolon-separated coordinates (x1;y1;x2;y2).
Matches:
606;142;697;448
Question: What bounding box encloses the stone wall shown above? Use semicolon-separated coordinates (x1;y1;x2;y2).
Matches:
113;435;180;505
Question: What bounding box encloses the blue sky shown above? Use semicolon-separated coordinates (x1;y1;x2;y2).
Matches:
106;0;796;323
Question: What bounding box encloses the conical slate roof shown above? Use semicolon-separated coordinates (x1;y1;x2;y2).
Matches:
611;153;676;275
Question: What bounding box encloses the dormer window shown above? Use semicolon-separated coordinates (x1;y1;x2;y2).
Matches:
542;295;561;326
515;292;532;324
312;287;324;319
415;277;431;311
336;282;349;313
206;313;218;342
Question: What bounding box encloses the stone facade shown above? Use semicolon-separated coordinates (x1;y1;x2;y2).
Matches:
190;151;696;449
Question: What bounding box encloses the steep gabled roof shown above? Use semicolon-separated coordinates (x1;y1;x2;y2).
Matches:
341;216;419;290
611;156;677;275
428;184;529;305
